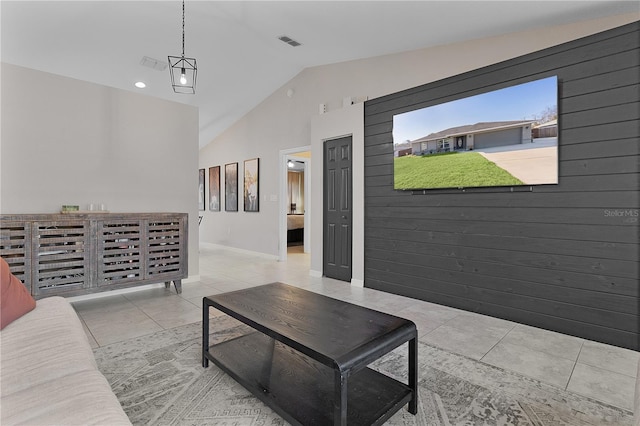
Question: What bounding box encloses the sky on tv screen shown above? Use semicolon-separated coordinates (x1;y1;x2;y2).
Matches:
393;76;557;144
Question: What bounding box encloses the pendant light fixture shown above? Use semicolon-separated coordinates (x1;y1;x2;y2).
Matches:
168;0;197;94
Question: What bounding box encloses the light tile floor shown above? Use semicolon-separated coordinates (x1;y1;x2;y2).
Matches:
72;244;639;413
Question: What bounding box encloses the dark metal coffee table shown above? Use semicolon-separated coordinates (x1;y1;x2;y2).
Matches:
202;282;417;426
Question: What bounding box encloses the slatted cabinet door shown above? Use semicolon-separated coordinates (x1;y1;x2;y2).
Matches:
32;220;91;297
97;219;143;287
0;220;32;293
146;218;186;281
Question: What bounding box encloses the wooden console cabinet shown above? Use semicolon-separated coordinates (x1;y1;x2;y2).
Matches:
0;213;188;298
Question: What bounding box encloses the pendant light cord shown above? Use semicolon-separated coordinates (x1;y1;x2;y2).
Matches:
181;0;185;58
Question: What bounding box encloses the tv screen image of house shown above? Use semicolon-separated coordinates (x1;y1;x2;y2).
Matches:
392;76;558;190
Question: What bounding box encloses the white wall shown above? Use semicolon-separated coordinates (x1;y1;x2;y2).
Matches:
200;13;637;280
0;63;200;276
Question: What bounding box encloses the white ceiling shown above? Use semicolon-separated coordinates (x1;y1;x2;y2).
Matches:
2;1;638;148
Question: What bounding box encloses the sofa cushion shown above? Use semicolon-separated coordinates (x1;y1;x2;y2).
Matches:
0;257;36;330
0;297;98;395
1;369;131;425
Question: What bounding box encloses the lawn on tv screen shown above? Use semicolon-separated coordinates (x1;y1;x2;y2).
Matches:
393;152;524;190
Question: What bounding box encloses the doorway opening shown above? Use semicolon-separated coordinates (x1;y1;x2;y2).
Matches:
279;147;311;262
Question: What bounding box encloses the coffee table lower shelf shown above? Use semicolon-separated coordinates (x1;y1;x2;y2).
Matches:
204;331;412;426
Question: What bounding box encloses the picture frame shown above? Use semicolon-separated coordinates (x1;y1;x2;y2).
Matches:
224;162;238;212
243;158;259;212
209;166;220;212
198;169;205;211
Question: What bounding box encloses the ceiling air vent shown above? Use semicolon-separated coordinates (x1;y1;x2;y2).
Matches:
140;56;168;71
278;35;302;47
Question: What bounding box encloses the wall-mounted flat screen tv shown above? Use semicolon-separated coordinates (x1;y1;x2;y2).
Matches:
393;76;558;190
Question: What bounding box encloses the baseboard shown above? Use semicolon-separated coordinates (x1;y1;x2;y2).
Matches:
184;275;201;284
200;242;279;260
351;278;364;288
67;275;201;302
309;269;322;278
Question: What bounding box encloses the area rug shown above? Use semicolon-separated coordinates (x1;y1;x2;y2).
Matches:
93;318;633;425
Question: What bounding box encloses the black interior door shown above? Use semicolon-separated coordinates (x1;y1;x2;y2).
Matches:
323;136;352;281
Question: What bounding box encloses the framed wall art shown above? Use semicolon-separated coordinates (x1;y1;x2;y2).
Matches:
224;162;238;212
209;166;220;211
243;158;259;212
198;168;205;211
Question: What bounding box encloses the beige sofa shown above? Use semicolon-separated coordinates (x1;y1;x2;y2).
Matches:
0;296;131;425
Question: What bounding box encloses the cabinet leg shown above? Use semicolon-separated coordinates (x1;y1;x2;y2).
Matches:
173;280;182;294
164;282;171;290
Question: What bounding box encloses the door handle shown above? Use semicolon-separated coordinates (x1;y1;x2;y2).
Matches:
341;215;347;219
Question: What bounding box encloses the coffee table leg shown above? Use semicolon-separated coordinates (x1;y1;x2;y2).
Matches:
333;370;347;426
202;298;209;368
409;336;418;414
258;338;276;392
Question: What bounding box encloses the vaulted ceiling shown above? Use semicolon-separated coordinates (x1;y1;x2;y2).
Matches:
2;1;637;148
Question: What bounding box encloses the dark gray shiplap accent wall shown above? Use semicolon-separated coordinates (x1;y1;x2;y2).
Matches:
363;22;639;350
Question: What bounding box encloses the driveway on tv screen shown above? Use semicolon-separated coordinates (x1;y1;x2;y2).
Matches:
475;137;558;185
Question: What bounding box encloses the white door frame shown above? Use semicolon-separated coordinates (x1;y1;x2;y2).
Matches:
310;103;364;285
279;146;311;261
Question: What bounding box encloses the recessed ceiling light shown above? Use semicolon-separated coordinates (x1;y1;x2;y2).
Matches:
135;81;146;89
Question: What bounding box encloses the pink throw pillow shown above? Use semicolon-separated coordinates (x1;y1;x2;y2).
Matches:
1;257;36;330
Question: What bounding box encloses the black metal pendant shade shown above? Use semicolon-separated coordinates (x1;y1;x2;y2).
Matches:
169;0;197;94
168;55;197;94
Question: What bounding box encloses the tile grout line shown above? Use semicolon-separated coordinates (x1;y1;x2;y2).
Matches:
77;314;101;348
479;322;518;362
564;340;585;391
